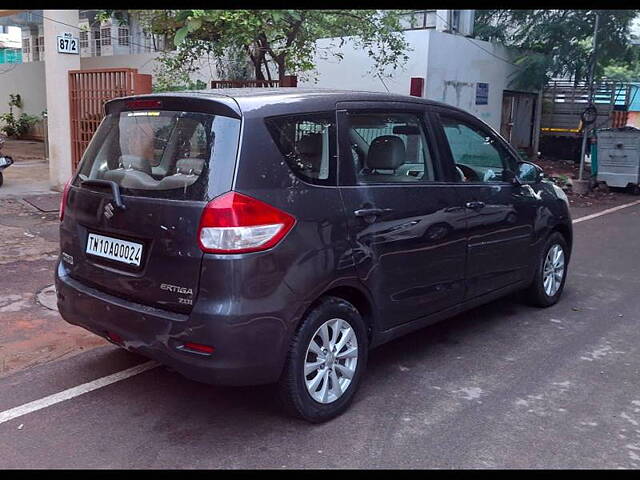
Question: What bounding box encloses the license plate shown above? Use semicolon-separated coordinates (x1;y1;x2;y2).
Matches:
86;233;143;267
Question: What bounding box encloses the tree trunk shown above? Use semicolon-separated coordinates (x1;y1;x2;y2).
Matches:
245;45;265;80
255;62;266;81
275;55;286;82
263;57;272;81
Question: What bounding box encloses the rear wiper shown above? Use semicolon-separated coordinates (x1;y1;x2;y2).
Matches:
81;179;126;211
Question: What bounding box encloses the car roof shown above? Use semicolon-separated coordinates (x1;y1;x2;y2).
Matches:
117;87;466;118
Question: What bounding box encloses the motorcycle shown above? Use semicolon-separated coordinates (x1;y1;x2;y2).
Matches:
0;134;14;188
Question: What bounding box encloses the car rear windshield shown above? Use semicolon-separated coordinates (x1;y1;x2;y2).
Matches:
74;110;240;200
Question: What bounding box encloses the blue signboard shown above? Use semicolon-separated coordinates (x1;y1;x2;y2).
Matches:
476;82;489;105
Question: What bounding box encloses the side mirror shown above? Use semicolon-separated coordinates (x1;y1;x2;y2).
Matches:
514;161;543;184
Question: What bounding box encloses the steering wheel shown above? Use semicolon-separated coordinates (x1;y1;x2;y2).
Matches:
456;164;480;182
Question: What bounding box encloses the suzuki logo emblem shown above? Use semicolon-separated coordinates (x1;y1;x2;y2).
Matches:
104;202;115;219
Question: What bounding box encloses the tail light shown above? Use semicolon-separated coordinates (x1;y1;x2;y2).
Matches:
198;191;295;254
59;178;73;221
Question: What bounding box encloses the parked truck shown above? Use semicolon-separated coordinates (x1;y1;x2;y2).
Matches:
539;79;632;162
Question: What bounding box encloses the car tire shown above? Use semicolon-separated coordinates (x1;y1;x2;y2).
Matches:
0;171;3;188
276;295;368;423
523;232;569;307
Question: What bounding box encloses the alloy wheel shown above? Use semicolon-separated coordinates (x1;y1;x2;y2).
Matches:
304;318;359;404
543;243;565;297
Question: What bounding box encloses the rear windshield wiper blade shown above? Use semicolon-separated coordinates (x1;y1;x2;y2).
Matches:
81;179;126;210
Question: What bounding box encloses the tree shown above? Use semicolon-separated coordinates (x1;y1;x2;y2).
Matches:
603;45;640;81
137;10;411;84
474;10;639;89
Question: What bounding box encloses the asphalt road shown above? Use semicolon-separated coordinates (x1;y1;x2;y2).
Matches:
1;204;640;469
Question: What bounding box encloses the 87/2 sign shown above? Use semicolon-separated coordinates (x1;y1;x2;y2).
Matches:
56;32;79;54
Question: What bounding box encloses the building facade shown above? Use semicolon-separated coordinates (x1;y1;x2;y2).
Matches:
18;10;164;63
0;24;22;63
77;10;165;58
300;10;541;153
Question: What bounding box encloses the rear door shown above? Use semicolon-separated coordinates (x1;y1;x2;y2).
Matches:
337;102;467;329
431;106;539;299
60;98;241;313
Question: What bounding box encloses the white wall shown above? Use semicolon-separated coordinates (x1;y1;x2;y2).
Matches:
80;52;218;85
0;61;46;116
425;30;527;130
299;29;535;132
80;52;160;76
43;9;81;190
298;30;430;95
0;51;218;119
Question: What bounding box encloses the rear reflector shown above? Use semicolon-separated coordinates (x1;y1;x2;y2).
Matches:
198;191;295;254
182;342;215;354
106;331;124;345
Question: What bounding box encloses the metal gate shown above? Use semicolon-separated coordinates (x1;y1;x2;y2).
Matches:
69;68;152;170
501;91;537;151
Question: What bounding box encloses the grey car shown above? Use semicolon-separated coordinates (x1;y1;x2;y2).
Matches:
55;89;572;422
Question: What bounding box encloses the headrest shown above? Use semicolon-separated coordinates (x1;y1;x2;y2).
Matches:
367;136;406;170
119;155;152;175
297;133;323;171
297;133;323;156
175;158;205;176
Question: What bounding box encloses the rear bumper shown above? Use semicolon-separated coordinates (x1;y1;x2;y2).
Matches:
55;261;297;386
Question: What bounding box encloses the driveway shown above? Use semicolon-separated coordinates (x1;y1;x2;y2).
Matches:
0;140;52;197
0;203;639;468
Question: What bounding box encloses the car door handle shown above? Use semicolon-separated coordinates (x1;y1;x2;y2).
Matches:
465;201;485;210
354;207;393;217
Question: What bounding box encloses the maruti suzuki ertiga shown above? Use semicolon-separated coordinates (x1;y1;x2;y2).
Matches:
56;89;572;422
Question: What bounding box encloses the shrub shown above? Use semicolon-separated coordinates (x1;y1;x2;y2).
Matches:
0;112;40;139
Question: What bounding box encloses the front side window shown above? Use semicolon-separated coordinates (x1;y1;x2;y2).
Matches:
75;110;240;201
440;115;515;183
265;112;336;185
346;111;436;184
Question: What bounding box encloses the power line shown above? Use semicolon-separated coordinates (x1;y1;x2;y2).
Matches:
0;63;20;75
432;11;524;70
28;10;168;56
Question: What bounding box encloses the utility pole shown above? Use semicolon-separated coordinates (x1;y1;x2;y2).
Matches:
578;11;600;184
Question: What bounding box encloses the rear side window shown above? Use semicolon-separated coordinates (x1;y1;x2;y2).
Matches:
346;112;437;184
265;112;336;185
75;110;240;200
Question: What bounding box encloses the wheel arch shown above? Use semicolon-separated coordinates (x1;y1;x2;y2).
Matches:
551;222;573;255
303;283;378;344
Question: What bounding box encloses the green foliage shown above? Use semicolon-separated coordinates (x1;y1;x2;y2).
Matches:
137;9;411;83
0;93;40;138
152;79;207;93
0;113;39;138
603;45;640;81
96;10;129;26
8;94;22;111
475;10;639;89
